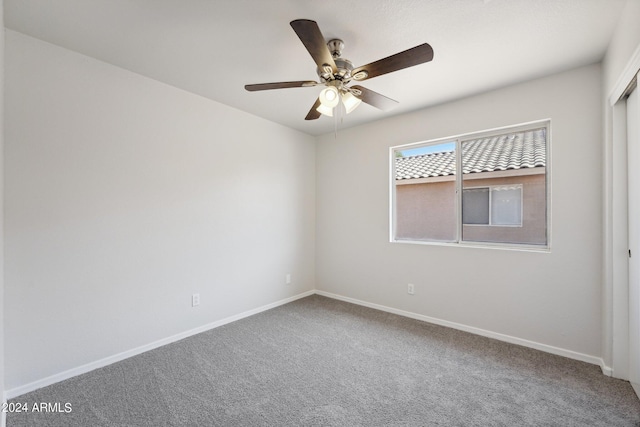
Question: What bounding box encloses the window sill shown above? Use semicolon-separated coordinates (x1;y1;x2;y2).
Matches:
390;238;551;253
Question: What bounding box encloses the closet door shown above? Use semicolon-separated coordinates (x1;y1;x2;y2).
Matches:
628;76;640;394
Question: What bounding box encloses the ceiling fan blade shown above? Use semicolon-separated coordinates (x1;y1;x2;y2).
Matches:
245;81;318;91
305;98;322;120
290;19;337;74
351;85;398;111
351;43;434;81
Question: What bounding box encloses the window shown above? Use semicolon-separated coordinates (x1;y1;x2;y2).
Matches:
462;185;522;226
391;121;549;249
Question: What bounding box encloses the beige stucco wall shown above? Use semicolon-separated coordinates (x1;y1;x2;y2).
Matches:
395;179;456;241
395;172;546;245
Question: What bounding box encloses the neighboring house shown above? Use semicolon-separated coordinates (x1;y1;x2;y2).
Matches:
394;128;547;245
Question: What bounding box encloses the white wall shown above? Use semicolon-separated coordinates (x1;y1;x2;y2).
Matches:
4;31;316;392
603;0;640;94
316;64;603;360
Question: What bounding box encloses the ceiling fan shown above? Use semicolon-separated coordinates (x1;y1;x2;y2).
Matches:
244;19;434;121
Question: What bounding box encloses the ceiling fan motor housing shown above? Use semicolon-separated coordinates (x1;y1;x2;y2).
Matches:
318;39;354;82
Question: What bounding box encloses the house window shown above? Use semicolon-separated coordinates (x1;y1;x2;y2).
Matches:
462;185;522;226
391;121;549;249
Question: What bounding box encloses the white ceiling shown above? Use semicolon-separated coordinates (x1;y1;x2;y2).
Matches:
4;0;627;136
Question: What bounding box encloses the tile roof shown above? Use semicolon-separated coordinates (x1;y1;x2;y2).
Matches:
395;128;546;180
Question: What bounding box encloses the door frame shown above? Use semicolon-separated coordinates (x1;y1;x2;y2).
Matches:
626;79;640;394
605;43;640;381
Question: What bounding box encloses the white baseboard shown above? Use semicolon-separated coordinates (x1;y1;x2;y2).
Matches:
6;288;609;400
315;290;605;368
600;361;613;377
5;290;315;400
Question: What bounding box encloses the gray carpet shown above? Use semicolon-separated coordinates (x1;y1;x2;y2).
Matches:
7;295;640;426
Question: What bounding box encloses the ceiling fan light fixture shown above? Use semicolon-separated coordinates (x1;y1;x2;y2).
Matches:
316;103;334;117
341;91;362;114
319;86;340;108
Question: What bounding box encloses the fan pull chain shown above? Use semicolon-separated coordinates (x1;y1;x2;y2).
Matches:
334;104;339;139
333;101;345;139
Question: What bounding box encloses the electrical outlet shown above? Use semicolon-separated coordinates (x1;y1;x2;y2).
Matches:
407;283;415;295
192;293;200;307
286;273;291;285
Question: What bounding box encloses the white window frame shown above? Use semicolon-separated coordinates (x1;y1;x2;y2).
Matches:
390;119;551;251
